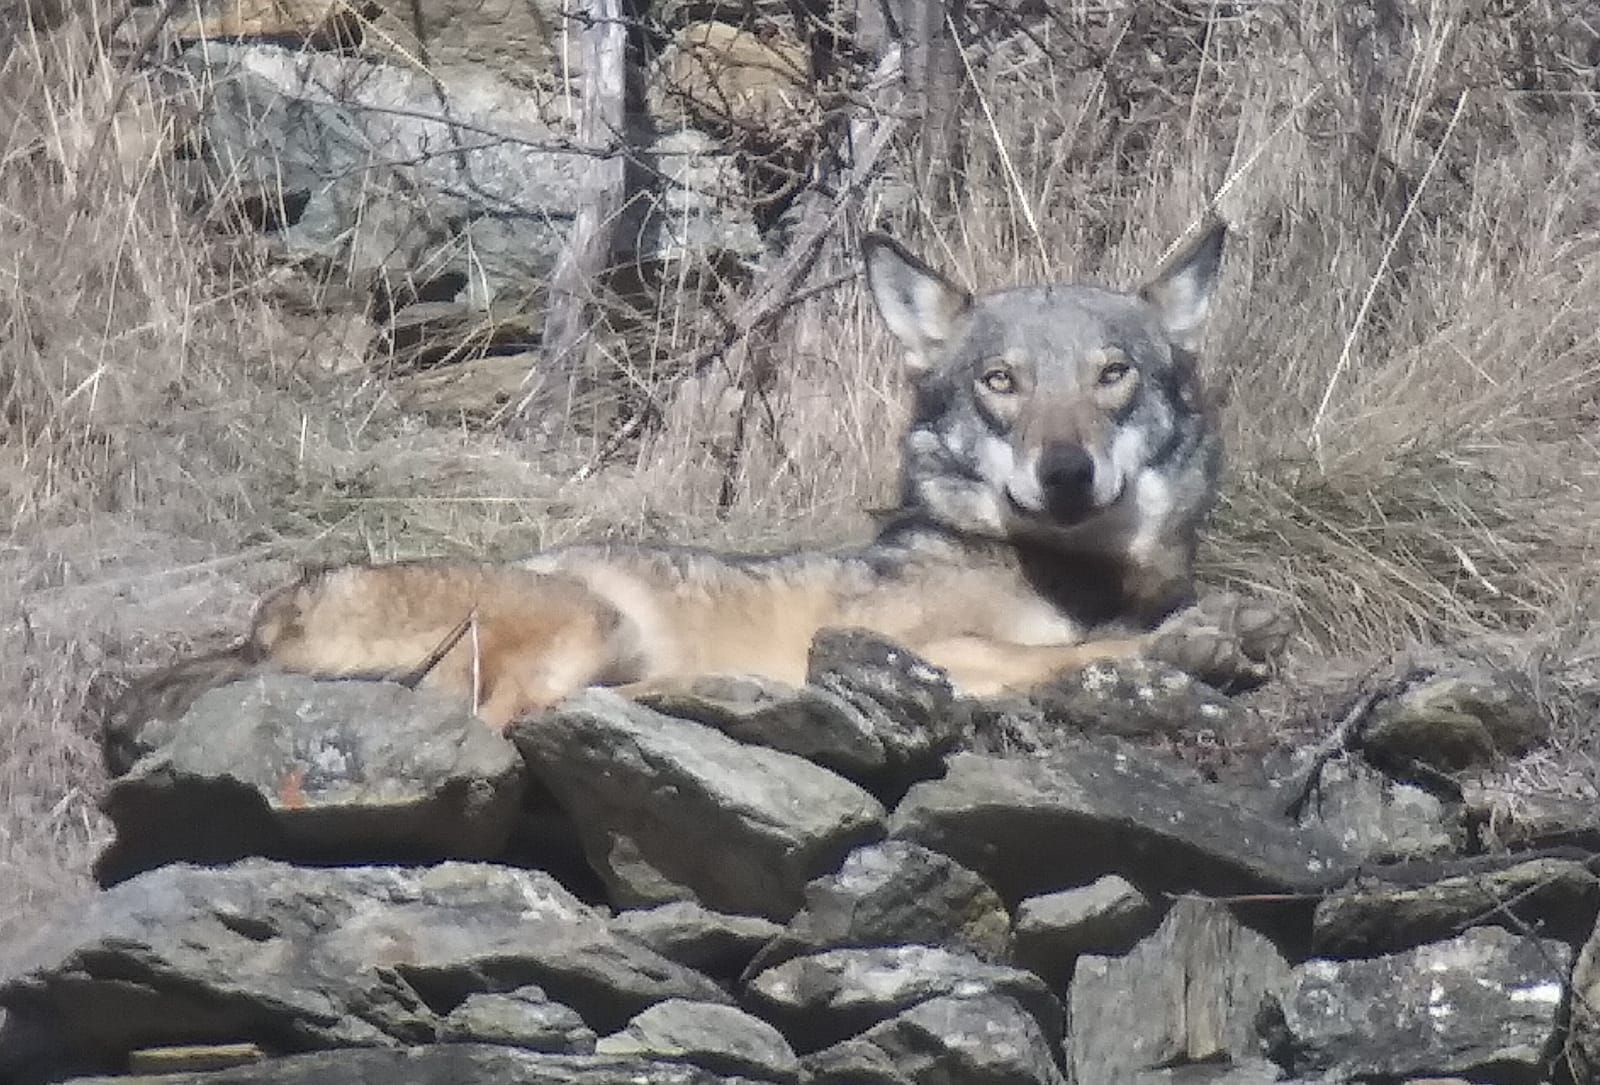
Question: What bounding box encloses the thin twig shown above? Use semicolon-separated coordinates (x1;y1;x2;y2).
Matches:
395;610;476;689
1309;90;1470;456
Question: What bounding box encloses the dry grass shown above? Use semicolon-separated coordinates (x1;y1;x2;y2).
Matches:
4;1;1600;940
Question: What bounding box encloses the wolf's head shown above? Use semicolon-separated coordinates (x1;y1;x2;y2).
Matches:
864;224;1226;558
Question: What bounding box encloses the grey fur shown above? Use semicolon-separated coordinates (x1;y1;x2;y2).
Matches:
864;223;1227;625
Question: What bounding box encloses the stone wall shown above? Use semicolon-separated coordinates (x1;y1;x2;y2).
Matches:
2;635;1596;1084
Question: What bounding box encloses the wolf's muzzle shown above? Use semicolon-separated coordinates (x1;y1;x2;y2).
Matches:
1035;443;1099;523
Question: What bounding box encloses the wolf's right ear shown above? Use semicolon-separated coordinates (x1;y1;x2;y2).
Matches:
863;233;972;372
1141;218;1227;354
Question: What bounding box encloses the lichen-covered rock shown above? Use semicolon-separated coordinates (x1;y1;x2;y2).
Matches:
743;840;1009;979
631;674;895;786
171;43;761;313
1262;927;1570;1081
1068;898;1291;1083
1292;755;1461;862
744;945;1060;1054
805;628;968;783
597;999;799;1082
1572;910;1600;1084
1029;658;1255;740
96;675;523;885
1364;668;1550;772
1312;856;1600;956
1013;875;1158;986
511;689;885;920
807;994;1067;1085
0;859;726;1082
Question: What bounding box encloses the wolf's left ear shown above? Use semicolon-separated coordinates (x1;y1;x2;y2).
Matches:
863;232;972;372
1141;218;1226;354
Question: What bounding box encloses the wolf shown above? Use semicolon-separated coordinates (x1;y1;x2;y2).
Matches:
113;221;1281;744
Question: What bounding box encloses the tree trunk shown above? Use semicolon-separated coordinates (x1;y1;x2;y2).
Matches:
898;0;963;213
514;0;629;440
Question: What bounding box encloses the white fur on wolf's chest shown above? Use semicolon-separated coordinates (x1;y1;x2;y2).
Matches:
1127;468;1176;561
996;595;1090;645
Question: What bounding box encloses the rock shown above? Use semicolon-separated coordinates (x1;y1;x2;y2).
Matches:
890;746;1348;903
390;353;538;419
1312;856;1600;956
802;1040;911;1085
805;629;968;783
127;1043;264;1074
0;859;727;1082
373;303;540;373
168;0;376;50
1364;668;1550;772
1262;926;1570;1081
1013;875;1158;987
1572;911;1600;1084
366;0;574;85
631;674;895;786
743;840;1009;979
63;1047;773;1085
619;128;763;271
95;675;524;885
809;994;1067;1085
1115;1063;1283;1085
649;21;816;134
597;999;799;1082
440;986;597;1052
1290;754;1460;861
744;945;1060;1054
1028;658;1256;741
1068;898;1292;1084
1463;783;1600;852
609;903;782;982
173;44;761;313
511;689;885;920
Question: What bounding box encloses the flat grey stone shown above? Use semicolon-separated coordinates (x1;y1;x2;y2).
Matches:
891;747;1348;902
597;999;799;1082
97;675;524;884
0;859;725;1082
440;986;597;1052
745;945;1059;1054
743;840;1009;979
512;690;885;920
1069;898;1291;1084
609;902;781;981
1013;875;1158;985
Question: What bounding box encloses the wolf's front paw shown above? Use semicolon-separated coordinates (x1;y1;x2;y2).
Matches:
1147;592;1292;692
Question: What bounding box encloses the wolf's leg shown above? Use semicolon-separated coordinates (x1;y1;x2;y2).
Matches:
469;592;642;733
609;675;703;701
914;636;1147;698
1146;592;1292;691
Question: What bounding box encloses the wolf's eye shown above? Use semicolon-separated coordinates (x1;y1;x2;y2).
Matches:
1098;360;1131;386
980;367;1015;394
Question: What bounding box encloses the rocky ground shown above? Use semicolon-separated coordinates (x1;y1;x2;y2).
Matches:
2;625;1597;1085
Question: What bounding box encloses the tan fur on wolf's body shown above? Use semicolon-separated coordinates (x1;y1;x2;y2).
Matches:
118;224;1228;735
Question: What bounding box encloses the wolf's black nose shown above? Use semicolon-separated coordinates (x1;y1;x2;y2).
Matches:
1037;443;1097;523
1039;444;1094;495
